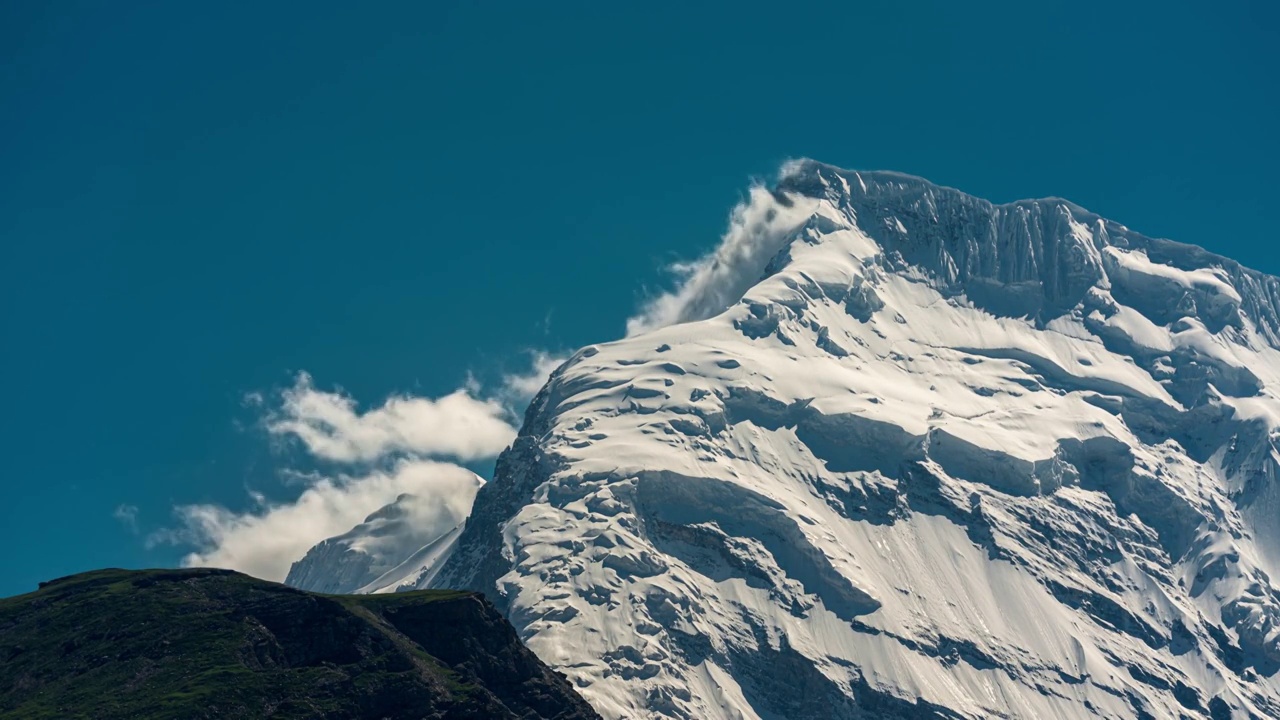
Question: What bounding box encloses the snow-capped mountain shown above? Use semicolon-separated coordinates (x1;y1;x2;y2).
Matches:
286;474;480;594
297;161;1280;718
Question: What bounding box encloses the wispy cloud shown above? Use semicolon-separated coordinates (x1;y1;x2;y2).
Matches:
114;503;139;533
625;172;818;336
158;459;481;582
495;350;568;410
267;372;518;463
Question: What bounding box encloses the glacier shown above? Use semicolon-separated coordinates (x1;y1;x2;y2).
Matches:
301;162;1280;718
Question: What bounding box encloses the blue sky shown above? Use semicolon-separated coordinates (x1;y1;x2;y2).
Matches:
1;1;1277;596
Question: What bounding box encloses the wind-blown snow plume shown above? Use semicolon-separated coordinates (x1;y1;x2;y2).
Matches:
625;180;819;336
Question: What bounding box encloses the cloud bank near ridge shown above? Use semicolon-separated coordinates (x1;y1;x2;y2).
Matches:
169;459;482;582
159;358;560;582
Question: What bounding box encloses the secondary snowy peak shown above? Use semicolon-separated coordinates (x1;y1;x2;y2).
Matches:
436;163;1280;719
286;474;481;595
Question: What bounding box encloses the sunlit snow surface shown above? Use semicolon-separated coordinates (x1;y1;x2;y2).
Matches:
425;163;1280;718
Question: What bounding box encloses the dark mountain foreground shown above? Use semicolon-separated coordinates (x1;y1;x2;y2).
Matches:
0;567;600;719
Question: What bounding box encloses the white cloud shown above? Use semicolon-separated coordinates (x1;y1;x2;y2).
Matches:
154;366;544;581
625;178;819;336
164;459;481;582
268;372;518;463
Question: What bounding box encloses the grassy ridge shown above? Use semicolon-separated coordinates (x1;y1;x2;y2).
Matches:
0;568;597;719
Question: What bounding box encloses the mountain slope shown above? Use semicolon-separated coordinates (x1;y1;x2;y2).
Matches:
0;568;600;720
433;162;1280;719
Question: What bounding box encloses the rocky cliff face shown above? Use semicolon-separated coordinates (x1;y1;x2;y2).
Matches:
434;162;1280;719
0;567;600;719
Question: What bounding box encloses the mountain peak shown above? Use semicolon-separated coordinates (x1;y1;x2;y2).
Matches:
771;160;1280;350
783;160;1077;207
302;165;1280;718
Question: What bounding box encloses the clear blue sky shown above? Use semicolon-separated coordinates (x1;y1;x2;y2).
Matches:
1;1;1276;596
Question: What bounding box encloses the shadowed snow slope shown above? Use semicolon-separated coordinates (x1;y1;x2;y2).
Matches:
427;162;1280;719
